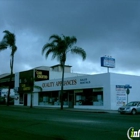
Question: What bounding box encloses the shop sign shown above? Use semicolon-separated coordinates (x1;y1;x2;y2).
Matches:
93;88;103;92
80;78;90;84
42;79;77;88
101;56;115;68
35;70;49;81
20;84;31;91
116;85;126;106
74;89;83;93
19;70;33;93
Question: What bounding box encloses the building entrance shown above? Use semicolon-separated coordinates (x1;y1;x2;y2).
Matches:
68;92;74;108
24;94;27;106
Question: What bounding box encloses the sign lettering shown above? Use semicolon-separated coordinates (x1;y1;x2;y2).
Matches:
42;79;77;88
35;70;49;81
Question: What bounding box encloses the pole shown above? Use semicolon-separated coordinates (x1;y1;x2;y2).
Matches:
127;94;128;104
107;67;109;73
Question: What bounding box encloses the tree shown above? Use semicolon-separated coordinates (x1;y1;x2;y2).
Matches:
42;34;86;110
0;30;17;106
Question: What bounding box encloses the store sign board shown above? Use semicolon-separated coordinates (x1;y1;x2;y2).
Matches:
93;88;103;92
101;57;115;68
19;70;33;93
116;85;126;106
42;79;77;88
34;75;103;92
74;89;83;93
35;70;49;81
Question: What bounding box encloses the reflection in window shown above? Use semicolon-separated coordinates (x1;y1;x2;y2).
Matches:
39;91;60;105
74;88;103;106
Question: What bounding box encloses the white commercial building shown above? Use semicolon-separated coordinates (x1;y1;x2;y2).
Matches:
14;65;140;110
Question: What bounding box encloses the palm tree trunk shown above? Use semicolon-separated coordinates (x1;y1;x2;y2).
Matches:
7;75;12;106
60;63;65;110
30;92;32;108
7;56;14;106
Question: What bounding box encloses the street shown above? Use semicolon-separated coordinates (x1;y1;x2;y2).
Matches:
0;106;139;140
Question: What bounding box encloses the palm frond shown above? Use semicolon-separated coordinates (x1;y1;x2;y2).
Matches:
62;35;77;50
71;46;86;60
34;85;42;92
0;41;7;51
42;43;55;55
66;36;77;46
49;34;61;42
3;30;15;47
45;48;56;59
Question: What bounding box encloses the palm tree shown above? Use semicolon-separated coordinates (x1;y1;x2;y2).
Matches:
42;34;86;110
1;30;17;106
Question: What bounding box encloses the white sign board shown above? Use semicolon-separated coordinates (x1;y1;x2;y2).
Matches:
116;85;126;106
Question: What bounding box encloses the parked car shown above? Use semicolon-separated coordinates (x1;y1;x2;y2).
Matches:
118;101;140;115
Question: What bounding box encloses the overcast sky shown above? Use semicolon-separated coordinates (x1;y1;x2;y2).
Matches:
0;0;140;76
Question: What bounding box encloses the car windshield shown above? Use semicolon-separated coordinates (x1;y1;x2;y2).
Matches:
126;102;138;106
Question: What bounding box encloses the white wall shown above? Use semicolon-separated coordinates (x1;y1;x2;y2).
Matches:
27;92;38;107
27;93;30;106
49;71;87;80
14;70;140;110
14;95;20;105
110;73;140;110
33;93;38;106
35;73;111;110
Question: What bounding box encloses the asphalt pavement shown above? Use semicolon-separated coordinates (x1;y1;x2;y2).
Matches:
0;105;131;140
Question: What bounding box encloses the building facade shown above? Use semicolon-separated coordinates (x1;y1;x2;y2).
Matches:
14;70;140;110
1;65;139;110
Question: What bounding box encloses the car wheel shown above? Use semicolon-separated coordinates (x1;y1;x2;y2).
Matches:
131;109;137;115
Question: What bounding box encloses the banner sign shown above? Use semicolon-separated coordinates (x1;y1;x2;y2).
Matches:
116;85;126;106
101;57;115;68
19;70;33;93
35;70;49;81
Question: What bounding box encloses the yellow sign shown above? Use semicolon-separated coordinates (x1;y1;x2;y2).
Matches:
20;84;31;91
35;70;49;81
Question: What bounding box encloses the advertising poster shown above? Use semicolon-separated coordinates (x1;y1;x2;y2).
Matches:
116;85;126;106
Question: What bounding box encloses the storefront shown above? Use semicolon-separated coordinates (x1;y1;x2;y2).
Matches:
32;73;109;109
37;88;103;107
14;72;140;110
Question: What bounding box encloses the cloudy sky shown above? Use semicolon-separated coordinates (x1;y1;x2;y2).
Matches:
0;0;140;76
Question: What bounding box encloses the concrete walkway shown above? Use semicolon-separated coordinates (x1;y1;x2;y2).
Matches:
4;105;119;114
64;108;118;113
33;106;119;114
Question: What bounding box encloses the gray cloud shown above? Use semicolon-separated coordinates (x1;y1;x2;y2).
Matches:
0;0;140;75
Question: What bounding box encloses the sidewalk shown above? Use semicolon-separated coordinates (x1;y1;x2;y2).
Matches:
64;108;118;113
2;105;118;114
33;106;118;114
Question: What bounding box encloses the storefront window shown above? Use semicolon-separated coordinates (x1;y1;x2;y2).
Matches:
74;88;103;106
39;91;59;105
38;91;70;106
92;88;103;106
